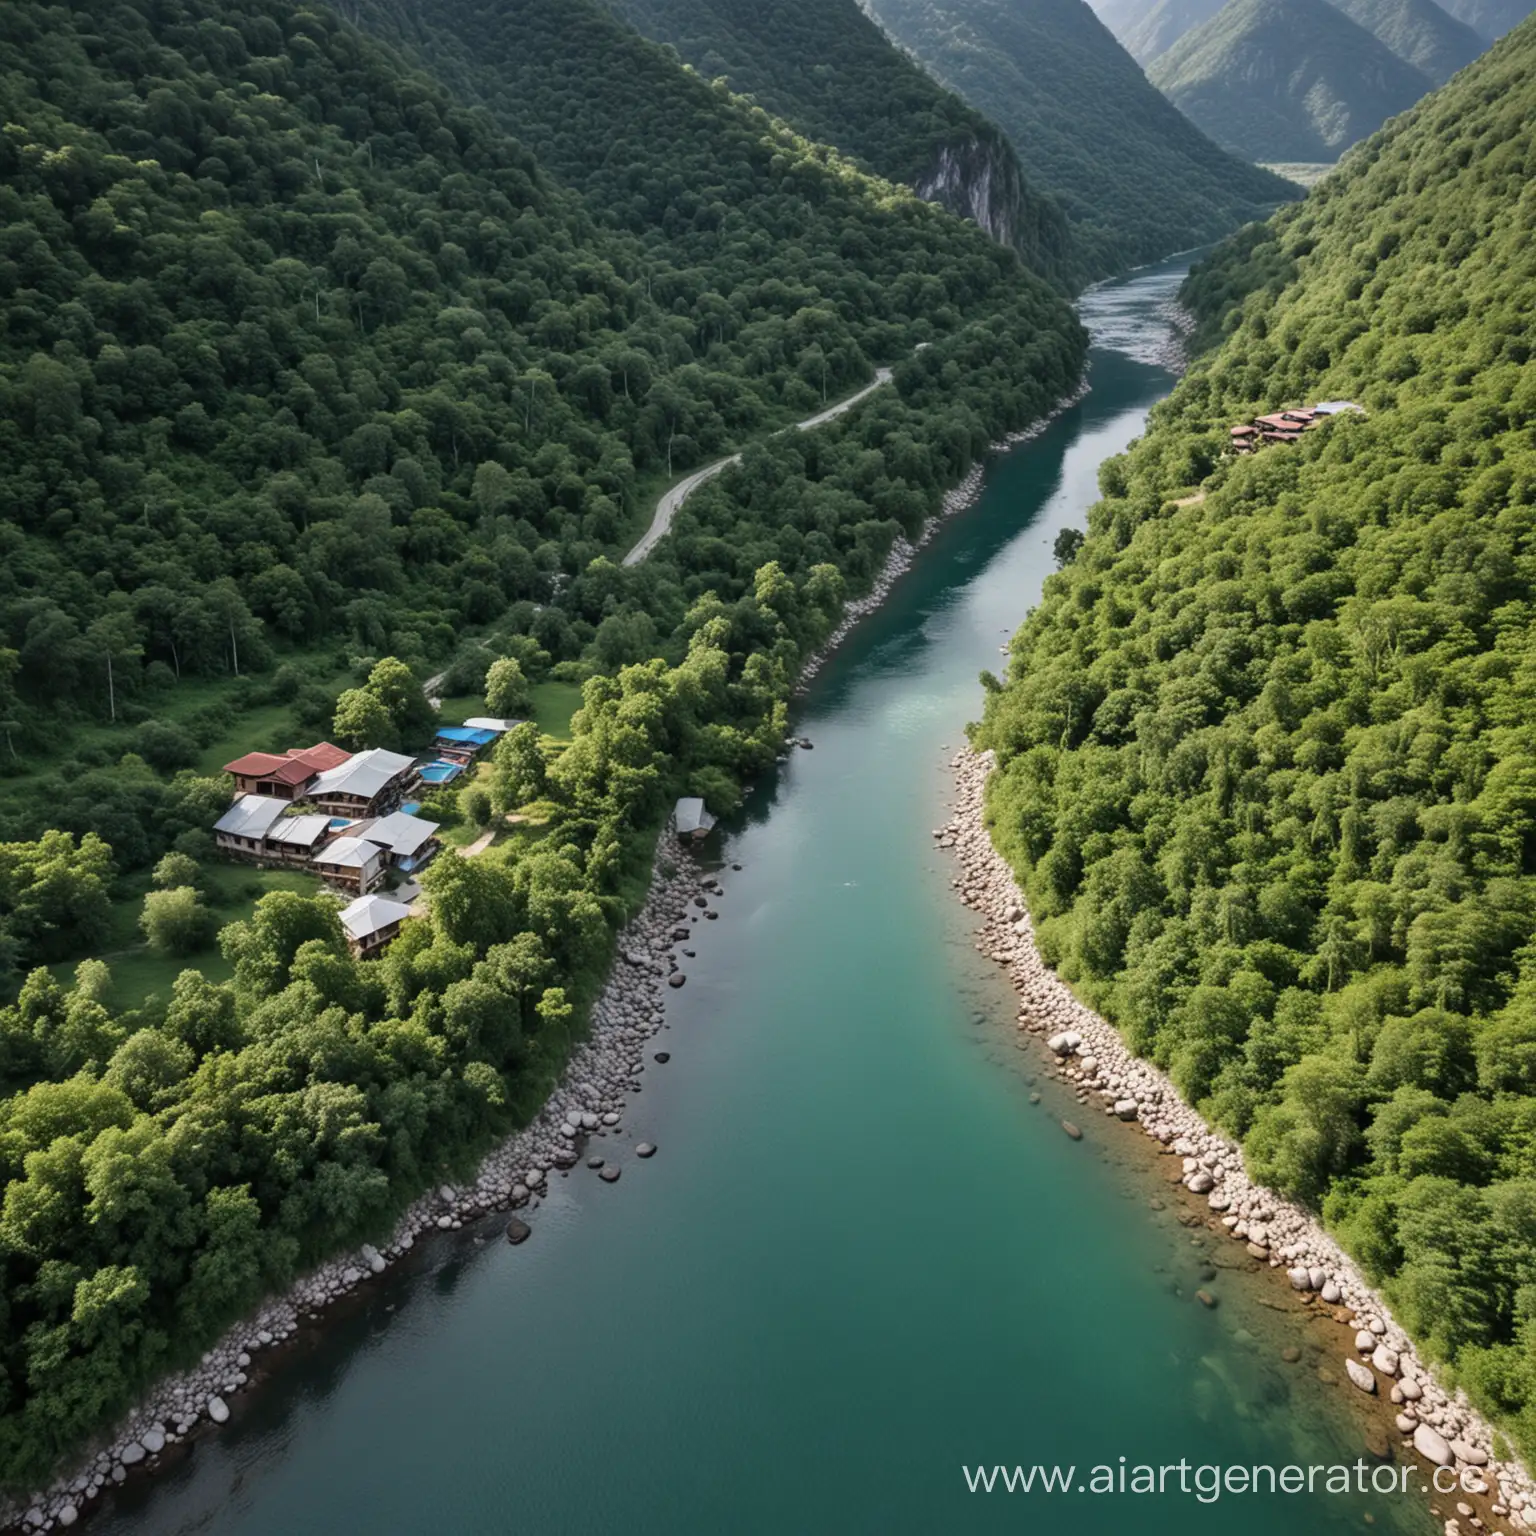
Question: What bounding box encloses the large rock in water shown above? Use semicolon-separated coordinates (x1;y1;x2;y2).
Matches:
1413;1423;1453;1466
1345;1358;1376;1393
505;1217;531;1245
207;1396;230;1424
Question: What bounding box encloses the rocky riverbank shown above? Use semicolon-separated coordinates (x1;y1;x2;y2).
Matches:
798;378;1091;689
1;850;729;1534
942;744;1533;1536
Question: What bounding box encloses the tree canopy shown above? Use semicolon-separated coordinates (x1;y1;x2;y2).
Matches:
977;17;1536;1459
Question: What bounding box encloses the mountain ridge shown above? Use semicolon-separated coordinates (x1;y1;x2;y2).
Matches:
601;0;1079;284
1149;0;1436;160
861;0;1295;280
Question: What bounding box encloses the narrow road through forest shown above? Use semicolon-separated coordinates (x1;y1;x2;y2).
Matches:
621;366;894;566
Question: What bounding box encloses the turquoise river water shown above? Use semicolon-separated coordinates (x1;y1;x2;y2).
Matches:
95;258;1432;1536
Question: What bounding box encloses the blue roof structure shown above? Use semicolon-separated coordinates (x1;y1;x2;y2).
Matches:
434;726;498;747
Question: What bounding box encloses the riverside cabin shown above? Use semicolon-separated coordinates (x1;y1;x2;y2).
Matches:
674;797;716;840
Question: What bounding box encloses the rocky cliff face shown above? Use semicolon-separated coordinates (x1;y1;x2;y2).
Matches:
914;132;1076;285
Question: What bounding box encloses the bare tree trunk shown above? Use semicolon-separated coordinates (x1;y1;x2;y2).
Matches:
230;620;240;677
106;652;116;722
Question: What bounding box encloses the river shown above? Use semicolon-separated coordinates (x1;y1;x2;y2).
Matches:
94;257;1432;1536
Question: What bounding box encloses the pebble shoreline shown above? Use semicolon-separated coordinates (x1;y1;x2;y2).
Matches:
942;744;1534;1536
0;381;1090;1533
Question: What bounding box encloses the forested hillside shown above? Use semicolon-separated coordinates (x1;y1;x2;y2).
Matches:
1149;0;1437;160
600;0;1078;285
0;0;1079;836
0;0;1086;1485
863;0;1294;279
977;19;1536;1457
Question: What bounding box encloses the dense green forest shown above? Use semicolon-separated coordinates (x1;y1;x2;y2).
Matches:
1149;0;1437;162
600;0;1078;285
0;0;1080;852
978;18;1536;1457
0;0;1086;1486
862;0;1294;279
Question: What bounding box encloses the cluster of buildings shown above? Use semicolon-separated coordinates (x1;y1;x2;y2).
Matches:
213;719;520;956
1228;400;1362;455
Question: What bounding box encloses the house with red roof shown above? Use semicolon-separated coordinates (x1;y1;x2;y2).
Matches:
223;742;351;801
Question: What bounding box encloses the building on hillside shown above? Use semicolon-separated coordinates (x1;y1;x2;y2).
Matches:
1229;402;1363;457
309;748;417;819
223;742;350;800
262;814;334;864
674;797;716;840
339;893;414;957
357;811;441;874
312;835;387;894
214;795;290;858
431;725;499;763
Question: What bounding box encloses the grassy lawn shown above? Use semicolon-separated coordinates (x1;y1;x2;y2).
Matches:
50;862;322;1013
529;680;583;743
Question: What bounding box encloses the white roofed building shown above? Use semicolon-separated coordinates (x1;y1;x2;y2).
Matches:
674;797;717;840
262;814;333;863
214;795;289;859
309;748;417;819
312;835;387;894
339;893;414;956
358;811;442;873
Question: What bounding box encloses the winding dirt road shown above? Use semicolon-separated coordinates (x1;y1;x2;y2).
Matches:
621;367;894;567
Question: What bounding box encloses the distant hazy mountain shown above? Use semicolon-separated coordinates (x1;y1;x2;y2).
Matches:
1149;0;1434;160
862;0;1294;280
1433;0;1536;32
1102;0;1482;74
1095;0;1227;62
1325;0;1485;78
